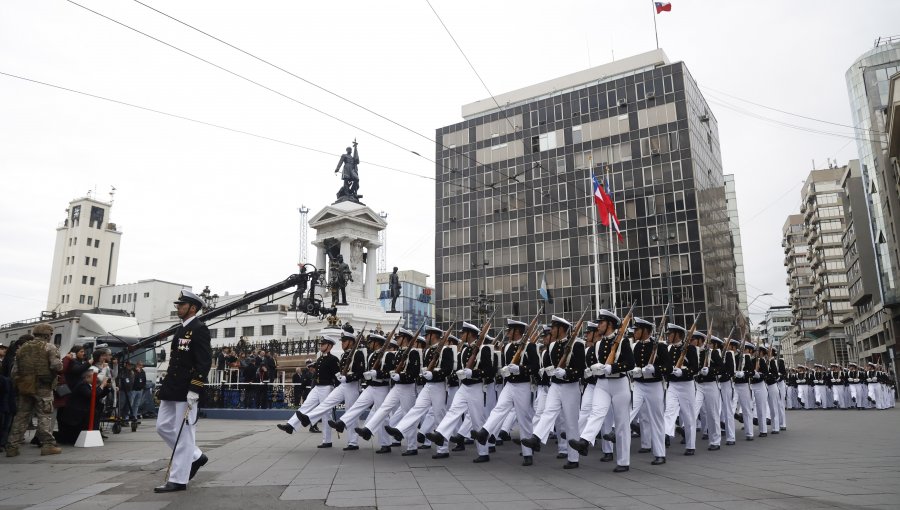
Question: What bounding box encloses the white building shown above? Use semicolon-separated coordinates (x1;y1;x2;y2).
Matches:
98;279;191;336
761;305;793;350
46;195;122;314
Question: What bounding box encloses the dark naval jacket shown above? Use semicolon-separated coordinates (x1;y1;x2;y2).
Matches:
159;317;212;402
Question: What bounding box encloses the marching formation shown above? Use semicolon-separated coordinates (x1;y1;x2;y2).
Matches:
275;309;896;471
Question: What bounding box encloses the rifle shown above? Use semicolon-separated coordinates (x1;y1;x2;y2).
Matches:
372;318;402;371
394;321;427;373
340;322;367;376
556;306;591;369
675;312;703;369
720;325;736;371
510;311;542;366
700;319;714;368
604;301;637;365
648;303;671;365
753;334;764;372
425;321;458;372
465;311;497;370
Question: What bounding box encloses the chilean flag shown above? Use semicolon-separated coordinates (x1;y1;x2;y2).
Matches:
592;172;623;242
655;2;672;14
592;174;610;227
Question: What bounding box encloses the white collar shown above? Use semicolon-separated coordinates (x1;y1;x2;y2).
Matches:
182;315;196;327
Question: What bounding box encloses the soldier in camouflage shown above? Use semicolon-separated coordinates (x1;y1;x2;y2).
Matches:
6;323;63;457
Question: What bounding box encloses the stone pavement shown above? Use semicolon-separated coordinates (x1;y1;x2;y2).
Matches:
1;408;898;510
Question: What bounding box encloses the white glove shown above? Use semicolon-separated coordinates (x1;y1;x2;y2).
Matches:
584;368;594;378
499;367;511;378
553;368;567;379
457;368;472;380
753;371;761;379
599;364;612;376
673;367;683;378
363;370;376;380
589;363;604;375
390;373;401;382
187;391;199;407
735;370;745;379
337;375;347;383
630;367;643;379
642;365;655;377
508;364;520;375
423;371;433;381
700;367;709;376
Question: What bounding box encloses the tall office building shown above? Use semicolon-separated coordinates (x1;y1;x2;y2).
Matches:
434;49;740;330
725;174;749;320
46;195;123;315
783;214;814;362
844;38;900;372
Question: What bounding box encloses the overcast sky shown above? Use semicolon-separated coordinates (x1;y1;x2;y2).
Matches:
1;0;898;327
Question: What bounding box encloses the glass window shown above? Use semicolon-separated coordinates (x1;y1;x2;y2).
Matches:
242;326;254;337
224;328;235;338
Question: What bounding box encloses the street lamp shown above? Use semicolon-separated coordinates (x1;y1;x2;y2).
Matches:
469;291;494;322
199;285;219;310
650;231;676;323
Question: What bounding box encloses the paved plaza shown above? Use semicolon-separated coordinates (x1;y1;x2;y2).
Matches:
1;408;898;510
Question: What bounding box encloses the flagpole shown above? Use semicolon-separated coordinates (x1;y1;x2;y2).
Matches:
590;173;601;315
607;167;617;313
651;1;659;49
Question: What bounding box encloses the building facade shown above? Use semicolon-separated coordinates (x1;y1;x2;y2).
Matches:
97;279;190;336
760;305;792;349
844;38;900;379
46;195;122;315
783;214;815;362
376;270;434;331
434;49;740;331
725;174;749;320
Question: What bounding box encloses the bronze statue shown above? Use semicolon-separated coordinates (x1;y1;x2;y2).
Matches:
330;254;352;306
389;267;401;312
335;140;360;202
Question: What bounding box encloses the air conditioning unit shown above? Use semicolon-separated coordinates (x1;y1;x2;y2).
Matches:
646;90;656;99
651;149;660;156
617;98;627;107
699;113;710;122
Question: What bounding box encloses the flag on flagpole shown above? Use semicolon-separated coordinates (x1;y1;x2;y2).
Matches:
655;1;672;14
600;172;624;242
591;173;610;227
539;272;553;304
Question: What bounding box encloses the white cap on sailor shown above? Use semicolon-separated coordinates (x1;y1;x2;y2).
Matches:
425;325;443;336
506;318;528;330
596;309;621;327
484;334;495;344
341;330;355;341
540;325;552;336
389;338;400;347
551;315;572;329
447;335;460;344
461;322;480;335
367;333;386;343
320;332;340;345
728;338;742;347
632;317;654;330
692;331;707;340
667;323;687;335
173;289;204;309
416;336;427;345
743;341;755;350
397;328;414;338
710;336;724;346
584;321;599;332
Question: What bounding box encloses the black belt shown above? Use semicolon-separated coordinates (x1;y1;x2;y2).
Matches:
604;373;626;379
461;380;482;386
635;378;663;383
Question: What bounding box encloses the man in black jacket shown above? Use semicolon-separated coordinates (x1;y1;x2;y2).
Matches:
154;290;212;493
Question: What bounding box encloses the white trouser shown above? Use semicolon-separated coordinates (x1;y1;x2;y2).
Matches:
630;381;665;458
341;385;389;447
436;383;488;456
580;377;631;466
694;381;722;446
482;382;534;456
832;385;846;409
485;382;497;414
802;385;815;409
777;381;787;427
868;383;882;408
533;382;581;462
306;381;360;445
734;383;754;437
289;385;332;443
579;383;595;432
420;407;435;446
719;381;735;442
765;384;780;431
157;400;202;485
813;384;826;406
394;382;447;453
664;381;697;449
786;386;798;409
363;384;416;438
750;382;769;434
501;408;517;433
532;385;567;454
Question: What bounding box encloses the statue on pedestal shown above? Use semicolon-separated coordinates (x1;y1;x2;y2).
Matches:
389;266;401;313
334;140;361;202
329;254;352;306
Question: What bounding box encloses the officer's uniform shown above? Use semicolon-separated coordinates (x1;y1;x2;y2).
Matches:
288;335;339;445
663;324;699;453
530;327;569;457
732;343;756;438
693;334;723;449
629;318;671;463
332;336;394;450
748;346;770;435
6;323;63;457
718;340;740;444
156;292;212;490
846;363;864;409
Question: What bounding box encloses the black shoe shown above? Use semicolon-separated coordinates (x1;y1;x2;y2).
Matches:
726;441;735;445
522;456;533;466
425;432;445;447
475;427;490;445
375;446;392;454
560;432;567;440
600;452;614;462
449;434;466;446
556;453;567;459
631;422;642;436
355;427;372;441
746;436;754;441
432;452;449;459
735;413;743;424
317;443;332;448
684;449;695;456
418;444;431;450
602;432;616;443
488;446;496;453
638;448;651;453
759;432;767;437
780;426;786;431
384;425;404;443
520;435;542;452
701;433;709;440
499;430;512;442
343;445;359;451
276;423;294;435
766;418;771;425
613;465;629;473
464;439;474;445
401;449;418;456
676;426;685;438
473;455;490;463
495;439;503;446
665;435;671;447
309;425;320;433
652;457;666;465
720;421;726;431
189;453;208;480
296;411;311;428
391;442;402;447
563;461;579;469
451;444;466;452
154;482;186;493
771;431;779;435
328;420;346;433
708;444;720;451
569;438;590;457
417;432;427;444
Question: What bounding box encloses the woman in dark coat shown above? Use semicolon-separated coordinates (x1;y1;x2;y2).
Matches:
56;370;111;444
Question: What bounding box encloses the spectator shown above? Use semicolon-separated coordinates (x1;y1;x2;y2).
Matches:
132;362;147;420
56;369;111;444
0;335;32;448
64;345;90;389
260;350;277;383
0;343;6;365
118;361;135;420
292;367;304;406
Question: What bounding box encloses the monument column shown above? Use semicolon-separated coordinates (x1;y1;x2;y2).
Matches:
340;237;352;262
365;244;379;300
314;241;326;272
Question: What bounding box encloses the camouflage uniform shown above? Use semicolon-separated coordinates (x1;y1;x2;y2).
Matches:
6;324;62;456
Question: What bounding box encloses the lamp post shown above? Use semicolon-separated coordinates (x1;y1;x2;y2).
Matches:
470;291;494;322
199;285;219;311
650;231;676;323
